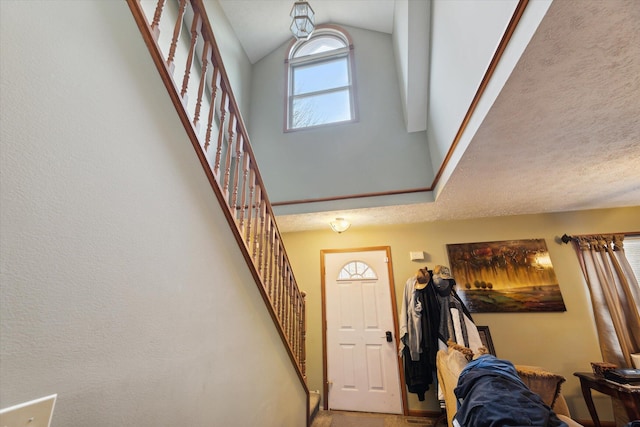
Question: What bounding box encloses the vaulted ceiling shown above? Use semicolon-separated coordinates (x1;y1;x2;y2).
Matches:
218;0;640;232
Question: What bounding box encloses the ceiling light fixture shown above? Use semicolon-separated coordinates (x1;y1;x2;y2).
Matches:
330;218;351;234
290;1;315;40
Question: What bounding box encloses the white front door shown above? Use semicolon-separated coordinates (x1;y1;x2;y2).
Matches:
323;248;403;414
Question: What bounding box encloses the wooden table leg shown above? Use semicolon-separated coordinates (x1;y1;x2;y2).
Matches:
620;393;640;422
579;378;601;427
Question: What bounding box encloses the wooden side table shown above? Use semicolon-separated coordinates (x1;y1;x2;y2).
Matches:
574;372;640;427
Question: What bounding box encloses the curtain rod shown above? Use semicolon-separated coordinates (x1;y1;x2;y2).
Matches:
560;231;640;244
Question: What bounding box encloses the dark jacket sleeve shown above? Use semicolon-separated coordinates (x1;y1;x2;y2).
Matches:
453;356;568;427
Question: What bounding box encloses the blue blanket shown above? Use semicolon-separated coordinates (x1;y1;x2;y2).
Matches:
453;355;568;427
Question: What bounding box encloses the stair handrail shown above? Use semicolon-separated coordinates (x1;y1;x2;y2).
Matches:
127;0;308;390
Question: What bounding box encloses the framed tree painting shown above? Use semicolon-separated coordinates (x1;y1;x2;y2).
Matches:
446;239;566;313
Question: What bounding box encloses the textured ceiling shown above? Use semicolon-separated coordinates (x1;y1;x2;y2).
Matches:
273;0;640;232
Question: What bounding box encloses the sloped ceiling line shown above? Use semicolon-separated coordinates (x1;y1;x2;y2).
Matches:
431;0;529;191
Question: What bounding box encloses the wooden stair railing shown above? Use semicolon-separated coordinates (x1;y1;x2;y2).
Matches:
127;0;307;389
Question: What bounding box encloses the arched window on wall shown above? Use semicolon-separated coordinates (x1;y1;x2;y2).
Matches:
337;261;377;280
285;26;357;131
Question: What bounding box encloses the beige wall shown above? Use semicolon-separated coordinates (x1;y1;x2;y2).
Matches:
283;206;640;421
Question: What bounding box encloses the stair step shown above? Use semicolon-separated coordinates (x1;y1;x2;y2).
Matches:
309;391;321;421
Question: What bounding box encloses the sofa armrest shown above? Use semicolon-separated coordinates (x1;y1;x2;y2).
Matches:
436;349;469;427
558;413;584;427
553;394;571;417
515;365;566;409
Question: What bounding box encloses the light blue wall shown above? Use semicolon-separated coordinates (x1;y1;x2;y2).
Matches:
203;0;253;121
248;25;434;213
0;1;305;426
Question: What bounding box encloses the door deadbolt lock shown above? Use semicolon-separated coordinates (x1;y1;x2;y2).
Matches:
385;331;392;342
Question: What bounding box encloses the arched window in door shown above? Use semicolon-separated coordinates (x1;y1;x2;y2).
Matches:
337;260;377;280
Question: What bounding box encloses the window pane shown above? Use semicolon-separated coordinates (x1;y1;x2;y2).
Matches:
294;35;346;58
626;235;640;281
338;261;378;280
293;57;348;95
292;89;351;128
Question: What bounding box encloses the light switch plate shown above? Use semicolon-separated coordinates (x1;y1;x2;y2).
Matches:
0;394;56;427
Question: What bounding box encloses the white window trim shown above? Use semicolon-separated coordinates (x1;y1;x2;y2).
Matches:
284;25;358;132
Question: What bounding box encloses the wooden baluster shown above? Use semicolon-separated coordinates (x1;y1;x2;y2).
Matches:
288;274;294;344
193;40;210;132
293;290;298;357
282;264;288;341
290;276;295;345
261;204;270;277
281;258;286;328
238;155;251;237
253;198;264;288
284;265;290;342
251;194;260;273
230;131;243;213
255;196;262;279
299;291;303;362
204;67;220;152
278;260;287;336
301;291;307;380
248;186;260;262
295;291;300;360
298;290;303;364
279;242;286;323
282;264;291;345
180;11;202;102
273;235;280;311
269;236;280;312
243;166;255;251
290;279;295;345
257;206;272;286
284;269;290;343
296;291;302;364
166;0;187;75
271;216;279;302
264;210;273;300
222;111;236;200
150;0;166;40
292;290;297;357
213;91;228;179
278;244;285;323
292;283;297;347
275;241;281;318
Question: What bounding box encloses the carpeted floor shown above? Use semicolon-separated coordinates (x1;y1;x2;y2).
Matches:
310;410;439;427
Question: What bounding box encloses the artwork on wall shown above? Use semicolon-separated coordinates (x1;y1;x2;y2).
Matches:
446;239;566;313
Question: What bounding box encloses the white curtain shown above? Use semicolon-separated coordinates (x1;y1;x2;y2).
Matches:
571;234;640;368
570;234;640;426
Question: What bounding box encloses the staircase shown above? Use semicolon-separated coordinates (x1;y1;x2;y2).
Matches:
126;0;309;420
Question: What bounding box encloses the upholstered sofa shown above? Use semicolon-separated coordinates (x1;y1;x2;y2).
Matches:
436;346;583;427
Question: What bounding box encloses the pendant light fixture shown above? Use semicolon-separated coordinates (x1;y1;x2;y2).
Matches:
290;1;315;40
